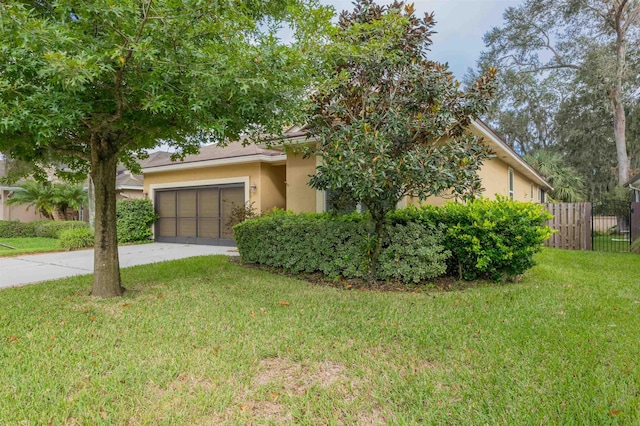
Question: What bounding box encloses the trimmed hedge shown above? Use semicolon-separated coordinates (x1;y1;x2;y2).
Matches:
58;228;94;251
0;220;90;238
34;220;90;238
389;197;554;280
116;198;158;243
0;221;39;238
234;210;449;282
234;197;553;283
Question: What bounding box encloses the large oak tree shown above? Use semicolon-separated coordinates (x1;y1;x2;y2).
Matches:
480;0;640;186
0;0;330;297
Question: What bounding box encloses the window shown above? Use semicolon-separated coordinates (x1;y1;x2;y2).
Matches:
530;184;535;202
508;168;514;200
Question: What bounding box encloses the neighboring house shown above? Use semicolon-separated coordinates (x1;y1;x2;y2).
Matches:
1;152;170;222
0;160;47;222
141;119;553;245
115;165;144;200
626;173;640;202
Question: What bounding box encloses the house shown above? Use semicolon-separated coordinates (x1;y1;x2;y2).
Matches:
0;152;174;222
0;160;47;222
141;119;553;245
114;152;173;200
626;173;640;202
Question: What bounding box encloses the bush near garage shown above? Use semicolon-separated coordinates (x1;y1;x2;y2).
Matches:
116;198;159;243
234;197;553;284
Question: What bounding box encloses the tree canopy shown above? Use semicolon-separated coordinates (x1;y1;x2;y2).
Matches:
0;0;331;296
305;0;496;282
474;0;640;194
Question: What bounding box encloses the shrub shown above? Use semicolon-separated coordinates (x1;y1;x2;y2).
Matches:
116;198;159;243
0;220;39;238
395;197;554;280
234;210;449;282
58;228;94;251
224;201;258;230
234;210;369;279
235;197;553;284
34;220;89;238
632;237;640;254
378;222;449;283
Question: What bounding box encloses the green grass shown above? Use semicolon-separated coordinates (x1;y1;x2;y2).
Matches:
1;249;639;424
0;237;61;256
592;234;631;252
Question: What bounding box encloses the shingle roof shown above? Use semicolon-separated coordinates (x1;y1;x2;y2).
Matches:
138;151;173;169
141;141;282;169
116;172;143;189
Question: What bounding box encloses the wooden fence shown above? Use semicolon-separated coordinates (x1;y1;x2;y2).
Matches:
543;203;592;250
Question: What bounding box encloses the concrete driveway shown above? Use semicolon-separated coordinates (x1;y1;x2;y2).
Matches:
0;243;238;289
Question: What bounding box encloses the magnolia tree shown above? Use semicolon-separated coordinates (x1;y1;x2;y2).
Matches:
0;0;330;297
305;0;496;282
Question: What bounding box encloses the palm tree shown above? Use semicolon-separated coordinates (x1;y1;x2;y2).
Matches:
6;180;88;220
51;183;88;220
5;180;56;220
524;149;586;202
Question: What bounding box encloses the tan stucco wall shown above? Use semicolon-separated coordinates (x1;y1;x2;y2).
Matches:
406;157;541;208
144;161;286;214
259;164;286;212
1;189;47;222
285;153;317;213
478;159;537;202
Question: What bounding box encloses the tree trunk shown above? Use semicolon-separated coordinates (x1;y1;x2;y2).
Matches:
612;96;629;185
612;7;631;185
90;148;123;297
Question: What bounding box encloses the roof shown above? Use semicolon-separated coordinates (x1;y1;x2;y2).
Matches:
625;173;640;188
470;120;552;192
138;121;552;191
138;151;173;169
116;172;143;190
141;141;286;173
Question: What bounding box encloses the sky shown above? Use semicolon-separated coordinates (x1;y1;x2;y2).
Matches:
320;0;521;80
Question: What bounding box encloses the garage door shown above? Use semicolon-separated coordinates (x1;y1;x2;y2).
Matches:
154;184;244;245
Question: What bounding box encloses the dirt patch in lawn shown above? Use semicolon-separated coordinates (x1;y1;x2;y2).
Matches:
202;357;388;424
254;357;346;395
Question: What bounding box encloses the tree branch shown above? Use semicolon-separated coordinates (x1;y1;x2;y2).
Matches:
98;0;154;133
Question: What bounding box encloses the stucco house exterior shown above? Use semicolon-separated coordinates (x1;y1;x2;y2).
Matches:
0;160;47;222
141;119;552;245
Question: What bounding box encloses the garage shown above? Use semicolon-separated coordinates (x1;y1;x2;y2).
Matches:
154;183;244;245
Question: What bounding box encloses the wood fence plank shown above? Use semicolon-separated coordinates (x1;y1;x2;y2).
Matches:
543;202;592;251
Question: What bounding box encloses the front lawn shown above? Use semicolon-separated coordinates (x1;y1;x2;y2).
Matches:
0;237;60;256
1;249;639;424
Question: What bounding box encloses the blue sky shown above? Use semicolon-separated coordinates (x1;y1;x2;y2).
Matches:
320;0;521;80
